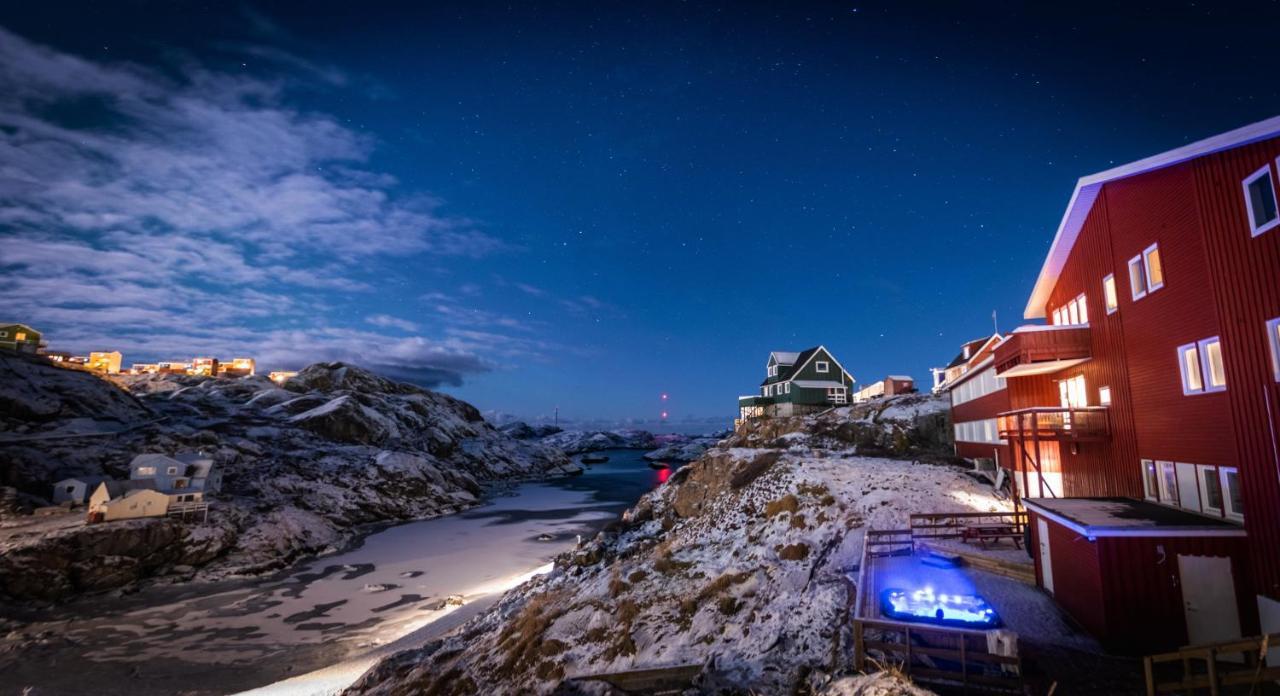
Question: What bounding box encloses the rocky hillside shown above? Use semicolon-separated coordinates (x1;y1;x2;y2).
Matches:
0;353;575;602
348;394;999;695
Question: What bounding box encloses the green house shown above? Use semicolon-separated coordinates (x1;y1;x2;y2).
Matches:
737;345;855;425
0;323;42;354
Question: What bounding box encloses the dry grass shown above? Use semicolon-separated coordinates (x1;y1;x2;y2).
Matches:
779;543;810;561
764;493;799;518
494;591;568;680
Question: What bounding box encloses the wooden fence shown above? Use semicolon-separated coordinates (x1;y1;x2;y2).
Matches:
1144;632;1280;695
852;617;1023;693
908;511;1027;542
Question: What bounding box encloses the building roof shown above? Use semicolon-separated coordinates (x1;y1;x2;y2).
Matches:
1024;497;1245;539
791;380;849;389
769;351;800;366
887;375;913;381
944;336;992;370
1025;114;1280;319
96;479;158;499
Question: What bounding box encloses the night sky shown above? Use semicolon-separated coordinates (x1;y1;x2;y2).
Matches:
3;2;1279;425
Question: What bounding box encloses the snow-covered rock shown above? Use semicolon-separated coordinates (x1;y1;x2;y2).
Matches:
538;428;659;454
348;403;996;695
0;359;576;602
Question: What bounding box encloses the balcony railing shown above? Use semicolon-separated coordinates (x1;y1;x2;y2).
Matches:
994;325;1091;377
737;395;776;407
997;407;1110;441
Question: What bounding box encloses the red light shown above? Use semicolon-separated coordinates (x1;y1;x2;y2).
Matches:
657;468;671;483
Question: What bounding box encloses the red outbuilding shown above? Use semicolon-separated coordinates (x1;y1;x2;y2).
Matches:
998;115;1280;654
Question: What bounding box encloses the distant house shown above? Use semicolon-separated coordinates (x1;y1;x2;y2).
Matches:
219;357;256;377
269;370;299;384
737;346;855;426
936;333;1009;480
52;475;110;505
88;351;123;374
191;357;219;376
852;375;915;402
88;481;169;522
931;335;1000;394
0;323;42;354
129;452;222;501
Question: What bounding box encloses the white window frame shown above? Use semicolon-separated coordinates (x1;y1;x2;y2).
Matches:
1243;163;1280;237
768;365;778;377
1128;254;1147;301
1103;274;1118;314
827;386;846;404
1267;317;1280;382
1157;460;1178;504
0;331;7;338
1099;385;1112;406
1067;299;1080;325
784;382;791;394
167;466;179;475
1052;308;1062;326
815;361;829;374
1199;336;1226;392
1199;465;1223;515
1220;466;1244;520
1143;243;1164;293
1178;341;1205;395
1141;459;1158;500
1077;293;1088;324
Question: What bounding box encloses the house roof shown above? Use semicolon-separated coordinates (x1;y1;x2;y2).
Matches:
1024;497;1244;539
1025;114;1280;319
792;380;848;389
944;336;994;369
0;323;39;334
887;375;913;381
769;351;800;366
54;475;109;487
96;479;158;499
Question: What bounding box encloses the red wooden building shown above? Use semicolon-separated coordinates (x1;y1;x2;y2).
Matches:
936;334;1013;473
997;116;1280;654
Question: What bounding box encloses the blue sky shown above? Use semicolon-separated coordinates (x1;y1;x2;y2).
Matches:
2;2;1279;424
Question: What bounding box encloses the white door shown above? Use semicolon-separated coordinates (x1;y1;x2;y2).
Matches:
1178;555;1241;645
1038;519;1054;594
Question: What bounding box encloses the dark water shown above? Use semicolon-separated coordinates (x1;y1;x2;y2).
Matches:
0;448;675;696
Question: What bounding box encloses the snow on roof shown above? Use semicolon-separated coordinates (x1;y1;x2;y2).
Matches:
770;351;800;365
1025;497;1244;538
887;375;913;381
791;380;848;389
1025;114;1280;319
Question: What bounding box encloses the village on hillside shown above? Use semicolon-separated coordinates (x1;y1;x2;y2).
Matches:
715;116;1280;695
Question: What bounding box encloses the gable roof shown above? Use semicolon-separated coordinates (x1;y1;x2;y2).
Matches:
1025;114;1280;319
769;351;800;365
944;336;995;369
760;345;854;386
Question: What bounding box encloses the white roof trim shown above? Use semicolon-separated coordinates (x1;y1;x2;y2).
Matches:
1024;499;1246;541
792;380;849;389
788;345;854;385
1024;114;1280;319
886;375;913;381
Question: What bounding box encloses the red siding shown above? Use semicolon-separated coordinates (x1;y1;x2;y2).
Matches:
1031;511;1257;654
1014;133;1280;603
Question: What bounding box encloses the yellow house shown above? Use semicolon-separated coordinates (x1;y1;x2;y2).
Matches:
219;357;256;377
88;480;169;521
88;351;123;374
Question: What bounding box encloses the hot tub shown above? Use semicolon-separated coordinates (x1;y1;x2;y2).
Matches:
880;586;1002;629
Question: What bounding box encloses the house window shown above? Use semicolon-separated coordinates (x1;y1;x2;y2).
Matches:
1077;294;1088;324
1267;317;1280;382
1144;244;1164;291
1067;299;1080;325
1103;274;1118;314
1221;467;1244;519
827;387;846;404
1099;385;1112;406
1128;255;1147;300
1157;461;1178;504
1243;163;1280;236
1200;466;1223;514
0;331;7;337
166;466;178;475
768;365;778;377
15;332;26;341
1052;308;1062;326
136;466;156;476
784;382;791;394
1178;337;1225;394
1141;460;1159;500
815;361;829;373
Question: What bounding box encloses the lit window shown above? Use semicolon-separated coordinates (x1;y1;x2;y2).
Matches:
1200;466;1223;513
1157;461;1178;504
1128;255;1147;300
1175;337;1227;394
1099;386;1112;406
136;466;156;476
1144;244;1164;291
1052;308;1062;326
1243;164;1280;236
15;332;26;341
1141;460;1159;500
1067;299;1080;325
816;361;829;373
1268;317;1280;382
1221;467;1244;519
1077;294;1088;324
1103;274;1118;314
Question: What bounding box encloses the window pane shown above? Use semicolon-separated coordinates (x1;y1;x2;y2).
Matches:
1159;462;1178;503
1145;246;1164;288
1052;308;1062;326
1202;468;1223;510
1068;300;1079;325
1143;461;1158;499
1129;257;1146;298
1225;470;1243;516
1078;295;1088;323
1104;275;1118;311
1182;346;1203;391
1099;386;1112;405
1249;171;1279;227
1203;339;1226;388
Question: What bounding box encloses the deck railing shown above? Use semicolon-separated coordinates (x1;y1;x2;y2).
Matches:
997;406;1110;441
909;511;1028;541
1143;632;1280;695
852;618;1024;693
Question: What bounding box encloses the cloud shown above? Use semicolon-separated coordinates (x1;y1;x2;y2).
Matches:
0;26;521;386
366;314;421;332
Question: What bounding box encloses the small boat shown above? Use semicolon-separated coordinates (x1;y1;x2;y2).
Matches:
580;453;609;464
647;460;670;470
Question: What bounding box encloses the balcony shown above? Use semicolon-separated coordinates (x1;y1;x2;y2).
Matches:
993;325;1091;378
997;407;1110;442
737;395;776;407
